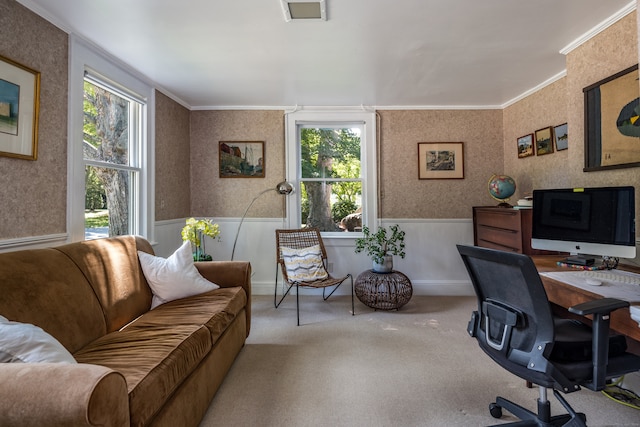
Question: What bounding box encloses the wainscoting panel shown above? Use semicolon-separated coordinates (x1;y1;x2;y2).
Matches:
156;218;476;296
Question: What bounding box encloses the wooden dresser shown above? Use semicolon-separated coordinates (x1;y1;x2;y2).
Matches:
472;206;549;255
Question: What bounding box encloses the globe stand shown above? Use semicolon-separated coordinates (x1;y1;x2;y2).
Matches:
496;201;513;208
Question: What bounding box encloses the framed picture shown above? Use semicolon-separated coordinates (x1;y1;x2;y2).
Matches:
417;142;464;179
584;64;640;171
0;55;40;160
517;134;534;158
219;141;265;178
535;127;554;155
554;123;568;151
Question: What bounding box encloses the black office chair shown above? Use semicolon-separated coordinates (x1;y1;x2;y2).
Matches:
457;244;640;426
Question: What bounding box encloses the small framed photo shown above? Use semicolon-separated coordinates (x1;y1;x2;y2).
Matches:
535;127;554;155
554;123;568;151
219;141;265;178
418;142;464;179
517;134;534;158
0;54;40;160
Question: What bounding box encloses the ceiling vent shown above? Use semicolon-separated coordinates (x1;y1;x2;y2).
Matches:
280;0;326;21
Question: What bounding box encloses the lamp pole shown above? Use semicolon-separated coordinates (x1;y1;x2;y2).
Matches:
231;181;294;261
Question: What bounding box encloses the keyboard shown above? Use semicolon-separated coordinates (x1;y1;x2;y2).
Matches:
575;269;640;286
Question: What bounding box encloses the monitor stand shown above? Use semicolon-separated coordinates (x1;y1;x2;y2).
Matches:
563;255;595;266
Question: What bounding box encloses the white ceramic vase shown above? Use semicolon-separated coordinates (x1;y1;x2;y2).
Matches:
373;254;393;273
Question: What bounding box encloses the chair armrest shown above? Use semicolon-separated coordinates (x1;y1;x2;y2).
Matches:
567;297;629;391
0;363;129;427
568;297;629;316
195;261;252;336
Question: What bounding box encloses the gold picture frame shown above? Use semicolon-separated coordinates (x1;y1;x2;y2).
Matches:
517;134;534;158
418;142;464;179
535;127;554;156
219;141;265;178
0;54;40;160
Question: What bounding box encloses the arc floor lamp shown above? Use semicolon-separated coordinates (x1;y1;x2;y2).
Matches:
230;180;294;261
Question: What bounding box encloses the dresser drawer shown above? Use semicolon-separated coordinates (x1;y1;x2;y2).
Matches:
476;225;522;252
475;208;520;231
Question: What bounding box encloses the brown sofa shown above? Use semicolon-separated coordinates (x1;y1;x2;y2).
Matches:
0;235;251;427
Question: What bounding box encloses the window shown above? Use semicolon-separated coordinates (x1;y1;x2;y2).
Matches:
68;36;154;242
83;76;143;239
285;110;377;235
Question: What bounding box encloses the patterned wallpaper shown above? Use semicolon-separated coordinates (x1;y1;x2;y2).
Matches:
504;11;640;201
155;92;191;221
377;110;504;218
0;0;68;239
2;0;639;241
189;110;286;218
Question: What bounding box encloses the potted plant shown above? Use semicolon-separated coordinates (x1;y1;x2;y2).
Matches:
354;224;406;273
181;218;221;261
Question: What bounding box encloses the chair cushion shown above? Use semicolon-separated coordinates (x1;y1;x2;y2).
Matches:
281;245;328;282
550;318;627;362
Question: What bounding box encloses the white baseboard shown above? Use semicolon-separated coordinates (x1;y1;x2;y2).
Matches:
253;279;473;296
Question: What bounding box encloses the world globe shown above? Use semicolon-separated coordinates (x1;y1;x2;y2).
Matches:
488;174;516;207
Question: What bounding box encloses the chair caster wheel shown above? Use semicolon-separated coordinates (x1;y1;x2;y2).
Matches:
489;403;503;419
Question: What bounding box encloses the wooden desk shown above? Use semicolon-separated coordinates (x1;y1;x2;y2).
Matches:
533;256;640;344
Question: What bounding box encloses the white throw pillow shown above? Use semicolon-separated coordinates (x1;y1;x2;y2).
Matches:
138;241;220;308
0;315;77;363
281;244;329;283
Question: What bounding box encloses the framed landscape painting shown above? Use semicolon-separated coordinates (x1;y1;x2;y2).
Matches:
554;123;568;151
0;55;40;160
219;141;265;178
517;134;534;158
418;142;464;179
535;127;554;156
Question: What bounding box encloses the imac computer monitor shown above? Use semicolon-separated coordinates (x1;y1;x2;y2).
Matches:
531;186;636;262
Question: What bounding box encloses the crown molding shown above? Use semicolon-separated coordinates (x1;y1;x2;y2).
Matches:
560;1;637;55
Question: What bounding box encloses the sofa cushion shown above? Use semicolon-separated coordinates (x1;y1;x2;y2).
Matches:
74;324;211;427
138;241;220;308
55;236;154;333
0;316;77;363
124;287;247;344
0;247;106;353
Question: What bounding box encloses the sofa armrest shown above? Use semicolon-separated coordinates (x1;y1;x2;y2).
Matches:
196;261;252;335
0;363;129;427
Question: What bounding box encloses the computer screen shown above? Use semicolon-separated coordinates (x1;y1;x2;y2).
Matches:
531;186;636;260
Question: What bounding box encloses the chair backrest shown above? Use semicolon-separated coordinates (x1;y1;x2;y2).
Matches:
275;228;328;278
276;228;327;258
456;245;557;376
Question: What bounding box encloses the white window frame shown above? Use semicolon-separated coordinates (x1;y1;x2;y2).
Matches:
68;35;155;242
284;109;377;237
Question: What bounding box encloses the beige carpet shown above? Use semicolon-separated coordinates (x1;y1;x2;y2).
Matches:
199;295;640;427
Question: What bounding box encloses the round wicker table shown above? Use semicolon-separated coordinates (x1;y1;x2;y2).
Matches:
354;270;413;310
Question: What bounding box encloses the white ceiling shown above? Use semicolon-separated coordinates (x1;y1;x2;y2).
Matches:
17;0;636;109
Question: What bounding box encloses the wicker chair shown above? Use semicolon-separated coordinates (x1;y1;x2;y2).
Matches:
274;228;354;325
